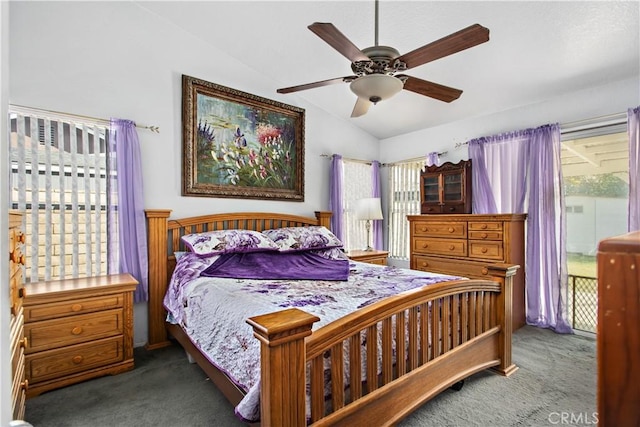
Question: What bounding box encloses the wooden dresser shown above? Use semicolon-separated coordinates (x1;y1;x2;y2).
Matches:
597;231;640;426
9;211;27;420
23;274;138;397
408;214;527;329
347;249;389;265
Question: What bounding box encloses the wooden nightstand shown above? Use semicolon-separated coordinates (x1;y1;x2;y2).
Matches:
23;273;138;397
347;250;389;265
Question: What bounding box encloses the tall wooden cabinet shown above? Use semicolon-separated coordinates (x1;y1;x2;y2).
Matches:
9;211;27;420
408;213;527;329
597;231;640;426
420;160;472;214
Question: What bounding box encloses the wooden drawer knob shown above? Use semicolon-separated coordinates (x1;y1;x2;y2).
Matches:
71;303;83;312
421;261;428;268
21;379;29;392
9;250;19;263
422;243;428;248
72;355;84;364
421;227;428;232
18;232;26;244
20;337;28;349
481;233;488;239
481;247;488;253
71;326;83;335
481;224;488;229
19;254;26;265
449;245;455;250
448;227;454;233
481;268;489;275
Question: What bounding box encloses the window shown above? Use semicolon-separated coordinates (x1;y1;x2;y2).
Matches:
386;159;425;259
341;160;374;251
9;108;117;282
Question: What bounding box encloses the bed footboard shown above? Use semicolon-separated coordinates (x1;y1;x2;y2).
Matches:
248;264;518;427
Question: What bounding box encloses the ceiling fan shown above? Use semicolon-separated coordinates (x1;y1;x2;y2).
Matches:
277;0;490;118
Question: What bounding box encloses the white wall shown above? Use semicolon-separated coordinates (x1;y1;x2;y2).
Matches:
8;1;379;346
1;1;11;423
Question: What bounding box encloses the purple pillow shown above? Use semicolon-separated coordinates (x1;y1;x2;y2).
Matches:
263;226;343;252
181;229;279;256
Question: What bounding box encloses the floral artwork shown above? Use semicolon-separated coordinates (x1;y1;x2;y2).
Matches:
182;75;305;200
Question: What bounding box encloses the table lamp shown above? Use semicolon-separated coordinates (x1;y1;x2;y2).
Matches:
356;197;383;251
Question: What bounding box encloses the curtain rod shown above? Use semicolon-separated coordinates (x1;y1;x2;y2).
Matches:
320;154;374;165
9;104;160;133
381;151;448;166
454;111;627;148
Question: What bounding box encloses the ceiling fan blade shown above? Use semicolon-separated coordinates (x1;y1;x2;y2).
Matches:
351;97;372;118
277;76;355;94
308;22;369;63
401;75;463;103
396;24;490;70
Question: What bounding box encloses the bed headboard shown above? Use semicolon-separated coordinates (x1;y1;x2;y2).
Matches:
144;209;332;349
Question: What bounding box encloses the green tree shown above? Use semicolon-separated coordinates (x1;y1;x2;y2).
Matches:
564;173;628;197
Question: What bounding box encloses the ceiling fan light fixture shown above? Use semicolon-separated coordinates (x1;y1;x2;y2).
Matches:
350;74;403;104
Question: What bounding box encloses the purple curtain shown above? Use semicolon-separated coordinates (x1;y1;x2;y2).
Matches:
468;124;572;333
426;152;439;167
371;160;383;250
526;125;572;333
629;106;640;232
329;154;344;242
109;119;148;303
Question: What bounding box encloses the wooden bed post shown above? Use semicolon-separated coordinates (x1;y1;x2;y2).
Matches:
314;211;332;229
488;263;519;376
247;308;320;427
145;209;173;350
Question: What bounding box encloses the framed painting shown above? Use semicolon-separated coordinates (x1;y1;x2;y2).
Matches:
182;74;305;201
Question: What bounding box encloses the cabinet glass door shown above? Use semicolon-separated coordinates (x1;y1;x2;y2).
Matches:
443;173;462;201
422;176;439;202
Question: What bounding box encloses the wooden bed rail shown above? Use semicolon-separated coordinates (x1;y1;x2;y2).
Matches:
247;264;518;427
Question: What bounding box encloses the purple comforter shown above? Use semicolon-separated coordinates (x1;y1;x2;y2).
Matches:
200;251;350;281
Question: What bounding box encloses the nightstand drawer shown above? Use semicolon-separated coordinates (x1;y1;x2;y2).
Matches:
468;241;504;261
26;336;124;383
412;221;467;238
24;294;124;322
412;238;467;257
25;309;124;353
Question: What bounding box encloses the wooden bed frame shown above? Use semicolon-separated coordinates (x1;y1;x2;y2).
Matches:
145;209;518;426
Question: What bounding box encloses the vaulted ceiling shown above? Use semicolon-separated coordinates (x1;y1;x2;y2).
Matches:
138;1;639;140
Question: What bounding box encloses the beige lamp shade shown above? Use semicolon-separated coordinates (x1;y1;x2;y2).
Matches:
356;197;383;220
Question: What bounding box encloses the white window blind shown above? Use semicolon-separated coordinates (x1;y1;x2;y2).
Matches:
342;160;374;251
9;108;116;282
387;160;425;259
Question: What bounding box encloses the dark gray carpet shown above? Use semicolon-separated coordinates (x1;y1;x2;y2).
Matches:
25;326;596;427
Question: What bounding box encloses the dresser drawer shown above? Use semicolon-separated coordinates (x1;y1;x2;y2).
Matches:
11;358;26;420
412;255;493;279
25;294;124;322
25;309;124;353
468;230;503;241
26;336;124;383
412;221;467;238
10;310;25;377
413;238;467;257
10;268;24;316
468;241;505;261
468;221;503;231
